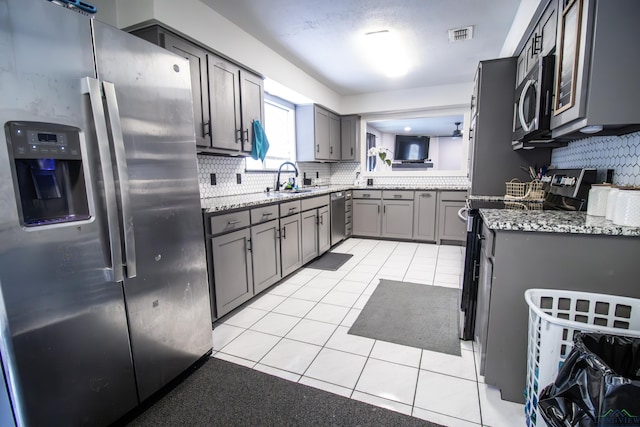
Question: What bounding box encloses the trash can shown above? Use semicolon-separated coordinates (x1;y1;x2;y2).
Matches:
539;332;640;427
524;289;640;427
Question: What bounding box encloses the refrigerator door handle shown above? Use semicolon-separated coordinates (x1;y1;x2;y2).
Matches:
103;81;137;278
82;77;124;283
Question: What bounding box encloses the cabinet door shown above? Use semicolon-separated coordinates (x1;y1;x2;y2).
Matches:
211;228;253;318
208;55;242;152
329;112;341;160
382;200;414;239
240;69;264;155
340;115;360;160
475;245;494;375
301;209;318;264
314;107;331;160
280;214;302;276
438;201;467;242
318;206;331;254
251;219;281;295
539;0;557;56
352;199;381;237
413;191;437;241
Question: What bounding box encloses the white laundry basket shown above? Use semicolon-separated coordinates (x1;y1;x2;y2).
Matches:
524;289;640;427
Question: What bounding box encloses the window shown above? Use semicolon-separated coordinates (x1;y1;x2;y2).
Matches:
245;94;296;171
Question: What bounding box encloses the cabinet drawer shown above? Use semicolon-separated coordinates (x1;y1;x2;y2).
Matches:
382;190;414;200
345;223;353;236
353;190;381;199
250;204;279;224
210;210;250;235
279;200;301;217
439;190;467;202
345;190;352;200
345;211;352;224
301;195;329;211
345;200;352;213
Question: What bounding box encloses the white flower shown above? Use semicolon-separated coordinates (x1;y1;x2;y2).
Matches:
367;146;392;165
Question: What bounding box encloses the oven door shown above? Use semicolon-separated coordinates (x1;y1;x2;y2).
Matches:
512;54;555;142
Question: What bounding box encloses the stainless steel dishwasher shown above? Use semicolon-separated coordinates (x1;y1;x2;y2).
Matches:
330;192;346;246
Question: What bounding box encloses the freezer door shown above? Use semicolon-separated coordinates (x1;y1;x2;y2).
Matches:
92;22;213;401
0;1;138;426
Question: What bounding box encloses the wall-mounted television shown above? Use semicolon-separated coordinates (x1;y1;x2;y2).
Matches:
394;135;430;161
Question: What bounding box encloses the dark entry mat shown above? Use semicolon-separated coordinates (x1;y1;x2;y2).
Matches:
349;280;461;356
123;357;442;426
306;252;353;271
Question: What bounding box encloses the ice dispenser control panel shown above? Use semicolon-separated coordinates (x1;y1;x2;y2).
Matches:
6;121;90;227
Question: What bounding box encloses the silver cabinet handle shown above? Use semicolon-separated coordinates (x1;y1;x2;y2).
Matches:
262;212;273;217
283;226;286;239
228;220;241;225
247;238;252;252
394;194;402;199
103;81;137;279
203;121;211;137
244;129;249;143
236;129;242;143
377;205;380;214
82;77;123;283
363;194;371;198
421;193;432;198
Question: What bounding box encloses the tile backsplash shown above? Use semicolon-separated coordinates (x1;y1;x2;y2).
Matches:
198;155;469;199
551;131;640;186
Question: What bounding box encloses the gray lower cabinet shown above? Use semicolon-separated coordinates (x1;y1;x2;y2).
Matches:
437;191;467;243
280;213;302;276
318;206;330;254
211;228;253;318
413;191;437;241
301;209;319;264
382;200;414;239
251;219;281;295
352;199;381;237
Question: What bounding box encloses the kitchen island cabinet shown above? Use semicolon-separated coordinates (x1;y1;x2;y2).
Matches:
478;210;640;403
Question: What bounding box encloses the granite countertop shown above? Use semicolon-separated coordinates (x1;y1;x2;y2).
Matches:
480;209;640;237
201;184;469;213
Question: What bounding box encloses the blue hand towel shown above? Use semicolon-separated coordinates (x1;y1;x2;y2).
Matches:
251;120;270;162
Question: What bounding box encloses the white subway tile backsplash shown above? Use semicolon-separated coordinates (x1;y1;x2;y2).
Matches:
551;131;640;186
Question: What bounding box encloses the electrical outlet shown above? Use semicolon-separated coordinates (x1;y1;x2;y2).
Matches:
210;173;216;185
236;173;242;184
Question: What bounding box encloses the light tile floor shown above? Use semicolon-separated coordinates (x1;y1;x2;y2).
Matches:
212;238;526;426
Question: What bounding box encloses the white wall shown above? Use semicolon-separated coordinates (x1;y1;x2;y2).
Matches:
437;137;463;170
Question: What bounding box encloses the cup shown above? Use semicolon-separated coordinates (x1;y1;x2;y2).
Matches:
586;184;611;216
613;188;640;227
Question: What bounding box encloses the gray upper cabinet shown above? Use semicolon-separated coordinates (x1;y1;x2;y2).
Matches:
240;69;265;154
340;115;360;161
516;0;557;87
296;104;340;161
251;218;281;295
413;191;437;242
208;55;242;152
551;0;640;139
211;227;253;318
131;25;263;156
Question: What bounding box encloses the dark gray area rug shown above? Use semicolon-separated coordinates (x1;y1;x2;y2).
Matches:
307;252;353;271
122;357;441;426
349;280;461;356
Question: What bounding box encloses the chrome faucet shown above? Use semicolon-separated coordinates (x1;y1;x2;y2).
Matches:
275;161;299;190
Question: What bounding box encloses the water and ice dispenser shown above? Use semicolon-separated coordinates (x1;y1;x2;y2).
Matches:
6;122;90;226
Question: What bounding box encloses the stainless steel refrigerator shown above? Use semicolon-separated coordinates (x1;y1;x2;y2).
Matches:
0;1;213;425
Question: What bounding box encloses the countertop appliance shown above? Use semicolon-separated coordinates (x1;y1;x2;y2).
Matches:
512;54;557;148
0;1;212;426
330;191;346;245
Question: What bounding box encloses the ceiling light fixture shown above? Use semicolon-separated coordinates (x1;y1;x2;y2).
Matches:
452;122;462;138
404;126;411;132
363;29;409;78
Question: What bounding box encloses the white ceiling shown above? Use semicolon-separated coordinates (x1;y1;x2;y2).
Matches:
200;0;522;96
368;115;465;137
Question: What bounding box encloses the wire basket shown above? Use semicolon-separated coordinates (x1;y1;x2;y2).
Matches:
505;179;544;200
524;289;640;427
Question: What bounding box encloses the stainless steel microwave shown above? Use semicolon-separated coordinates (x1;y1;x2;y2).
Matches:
512;54;555;145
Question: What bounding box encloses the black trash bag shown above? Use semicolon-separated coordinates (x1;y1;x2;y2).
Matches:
538;332;640;427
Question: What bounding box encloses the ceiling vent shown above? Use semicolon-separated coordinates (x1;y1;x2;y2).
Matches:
448;26;474;42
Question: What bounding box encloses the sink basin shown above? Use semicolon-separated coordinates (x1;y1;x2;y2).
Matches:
265;188;318;197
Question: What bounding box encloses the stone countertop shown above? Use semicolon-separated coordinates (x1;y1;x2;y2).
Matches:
201;185;469;214
480;209;640;237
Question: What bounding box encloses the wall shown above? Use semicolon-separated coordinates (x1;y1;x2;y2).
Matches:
551;131;640;186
